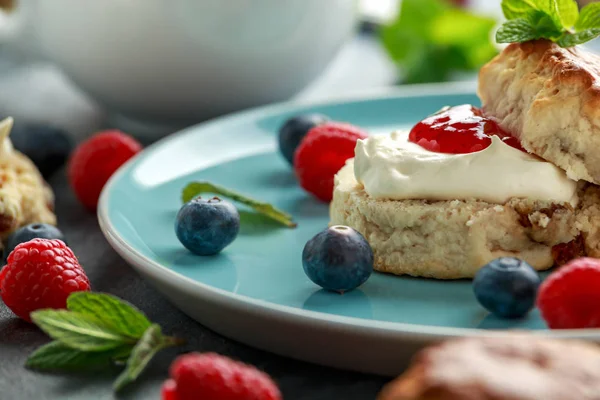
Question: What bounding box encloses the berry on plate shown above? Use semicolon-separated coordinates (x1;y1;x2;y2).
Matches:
10;123;73;179
175;196;240;256
278;113;328;166
4;223;65;263
473;257;540;319
537;257;600;329
162;352;282;400
302;225;373;293
68;130;142;211
0;238;90;322
294;122;367;202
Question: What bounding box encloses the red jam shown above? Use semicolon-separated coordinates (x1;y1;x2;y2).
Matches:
408;105;524;154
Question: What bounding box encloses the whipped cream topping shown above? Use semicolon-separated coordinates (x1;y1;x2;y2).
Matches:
353;131;578;205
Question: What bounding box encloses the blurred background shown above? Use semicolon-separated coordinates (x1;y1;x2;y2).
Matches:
0;0;595;144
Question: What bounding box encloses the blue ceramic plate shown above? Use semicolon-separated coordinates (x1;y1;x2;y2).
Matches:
98;84;600;376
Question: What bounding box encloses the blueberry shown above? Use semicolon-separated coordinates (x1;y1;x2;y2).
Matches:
10;123;73;179
302;225;373;293
278;113;328;165
4;223;66;262
473;257;541;319
175;197;240;256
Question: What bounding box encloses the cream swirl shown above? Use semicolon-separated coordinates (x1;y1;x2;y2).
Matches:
353;131;578;205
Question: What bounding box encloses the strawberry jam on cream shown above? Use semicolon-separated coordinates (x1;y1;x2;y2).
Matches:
409;105;524;153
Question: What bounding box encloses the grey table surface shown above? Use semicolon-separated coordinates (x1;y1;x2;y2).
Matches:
0;34;449;400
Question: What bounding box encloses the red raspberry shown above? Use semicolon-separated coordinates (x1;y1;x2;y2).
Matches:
162;352;282;400
537;257;600;329
294;122;367;202
68;130;142;211
0;239;90;322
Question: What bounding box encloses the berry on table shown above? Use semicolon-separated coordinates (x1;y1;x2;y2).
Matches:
68;130;142;211
294;122;367;202
10;123;73;179
162;352;282;400
4;223;65;263
175;197;240;256
537;257;600;329
278;113;328;166
302;225;373;293
0;238;90;322
473;257;540;319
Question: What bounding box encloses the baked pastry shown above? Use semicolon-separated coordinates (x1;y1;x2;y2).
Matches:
329;36;600;279
330;159;600;279
0;117;56;245
479;39;600;185
378;335;600;400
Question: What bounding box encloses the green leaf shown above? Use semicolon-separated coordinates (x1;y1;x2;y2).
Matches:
113;324;177;392
182;181;296;228
552;0;579;28
557;28;600;46
26;341;132;371
496;19;541;43
31;310;137;351
575;3;600;30
67;292;151;339
380;0;498;84
430;10;497;45
501;0;539;20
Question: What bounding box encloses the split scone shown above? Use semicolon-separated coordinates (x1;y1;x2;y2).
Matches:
479;39;600;185
331;158;600;279
378;335;600;400
0;118;56;245
330;40;600;279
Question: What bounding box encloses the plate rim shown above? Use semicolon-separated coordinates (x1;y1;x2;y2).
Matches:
98;83;600;340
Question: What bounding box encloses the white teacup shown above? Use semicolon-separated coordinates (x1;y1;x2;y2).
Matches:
0;0;358;137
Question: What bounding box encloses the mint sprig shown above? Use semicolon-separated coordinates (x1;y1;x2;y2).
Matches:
26;293;184;392
497;0;600;47
182;181;297;228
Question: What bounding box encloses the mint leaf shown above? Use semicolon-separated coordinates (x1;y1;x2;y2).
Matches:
182;181;296;228
113;324;177;392
496;18;540;43
558;28;600;46
26;341;132;371
575;3;600;30
31;310;137;351
67;292;151;339
501;0;538;21
499;0;600;47
552;0;579;28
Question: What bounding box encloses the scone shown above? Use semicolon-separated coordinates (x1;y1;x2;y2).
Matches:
378;336;600;400
331;159;600;279
479;39;600;185
0;117;56;245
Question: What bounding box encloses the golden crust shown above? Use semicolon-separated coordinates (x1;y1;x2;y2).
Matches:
378;336;600;400
330;163;600;279
0;149;56;245
479;39;600;184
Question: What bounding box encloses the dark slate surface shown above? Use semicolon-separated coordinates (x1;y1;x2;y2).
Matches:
0;171;388;399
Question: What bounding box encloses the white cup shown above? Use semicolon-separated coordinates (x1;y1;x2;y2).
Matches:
0;0;358;138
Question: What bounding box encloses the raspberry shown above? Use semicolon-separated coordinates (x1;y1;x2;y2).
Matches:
537;257;600;329
294;122;367;202
0;239;90;322
68;130;142;210
162;352;282;400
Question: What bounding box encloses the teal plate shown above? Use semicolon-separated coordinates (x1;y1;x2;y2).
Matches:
98;84;600;376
